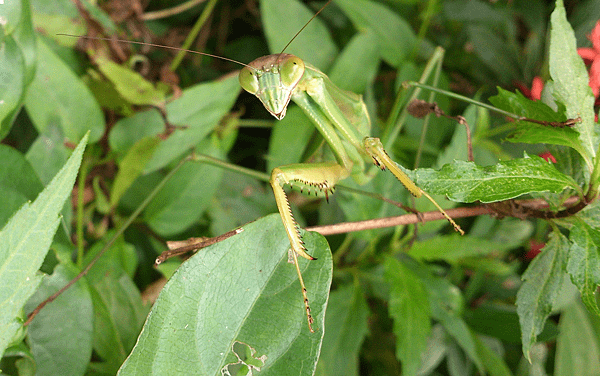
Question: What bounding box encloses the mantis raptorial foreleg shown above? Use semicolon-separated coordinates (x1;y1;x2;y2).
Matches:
270;162;348;331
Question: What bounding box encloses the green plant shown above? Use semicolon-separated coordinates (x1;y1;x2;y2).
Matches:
1;0;600;375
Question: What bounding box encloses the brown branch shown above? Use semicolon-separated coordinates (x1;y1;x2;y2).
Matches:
305;195;589;237
305;206;493;236
155;228;243;265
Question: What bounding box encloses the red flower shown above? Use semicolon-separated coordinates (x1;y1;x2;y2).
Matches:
539;152;557;163
577;20;600;98
516;76;544;100
524;240;545;260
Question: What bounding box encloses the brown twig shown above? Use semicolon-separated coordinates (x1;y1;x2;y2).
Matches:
305;195;588;236
155;228;243;265
306;206;492;236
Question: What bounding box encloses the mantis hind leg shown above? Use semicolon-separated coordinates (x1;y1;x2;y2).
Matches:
363;137;464;235
270;161;349;332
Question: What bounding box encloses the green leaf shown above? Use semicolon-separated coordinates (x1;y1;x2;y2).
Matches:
414;156;579;203
334;0;416;67
110;136;161;208
555;300;600;376
400;256;483;373
24;39;104;144
407;234;511;264
0;143;45;241
25;123;71;185
144;74;241;173
95;56;166;106
108;109;164;156
466;25;520;85
516;231;568;361
118;214;332;375
566;220;600;316
315;283;369;376
385;257;431;376
0;133;88;358
0;0;36;139
473;335;513;376
549;0;598;168
490;80;590;163
84;236;148;374
24;264;93;376
260;0;337;71
489;87;564;122
328;30;380;94
142;137;224;236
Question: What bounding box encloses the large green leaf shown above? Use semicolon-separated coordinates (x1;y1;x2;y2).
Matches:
555;300;600;376
334;0;416;67
142;137;224;236
145;74;241;173
95;56;166;107
385;256;431;376
118;214;332;375
407;234;511;264
549;0;598;168
516;231;568;361
414;156;579;203
566;220;600;316
328;30;380;94
24;39;104;143
24;264;93;376
315;284;369;376
403;255;483;373
84;235;148;374
0;133;88;358
0;0;36;139
260;0;337;71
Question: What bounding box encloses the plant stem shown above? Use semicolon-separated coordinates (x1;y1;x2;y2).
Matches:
406;82;521;120
194;154;270;182
383;47;445;150
76;156;90;267
170;0;219;72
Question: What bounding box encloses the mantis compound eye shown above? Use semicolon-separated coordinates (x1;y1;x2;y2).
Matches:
280;56;305;88
239;67;259;95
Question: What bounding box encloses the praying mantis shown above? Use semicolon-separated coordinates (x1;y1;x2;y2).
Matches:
65;0;463;335
234;4;463;332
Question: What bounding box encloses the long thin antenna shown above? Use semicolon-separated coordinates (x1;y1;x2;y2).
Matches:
57;33;252;68
279;0;333;54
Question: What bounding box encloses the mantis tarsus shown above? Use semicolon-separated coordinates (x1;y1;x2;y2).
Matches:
68;0;463;334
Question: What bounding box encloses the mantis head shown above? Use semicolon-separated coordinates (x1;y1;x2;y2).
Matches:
239;53;305;120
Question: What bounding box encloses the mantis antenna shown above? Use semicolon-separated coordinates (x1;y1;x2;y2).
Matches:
278;0;333;54
56;33;253;69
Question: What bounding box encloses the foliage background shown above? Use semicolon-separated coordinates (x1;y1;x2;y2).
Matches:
1;0;600;375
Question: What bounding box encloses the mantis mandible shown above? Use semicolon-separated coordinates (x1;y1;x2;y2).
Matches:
236;2;463;332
